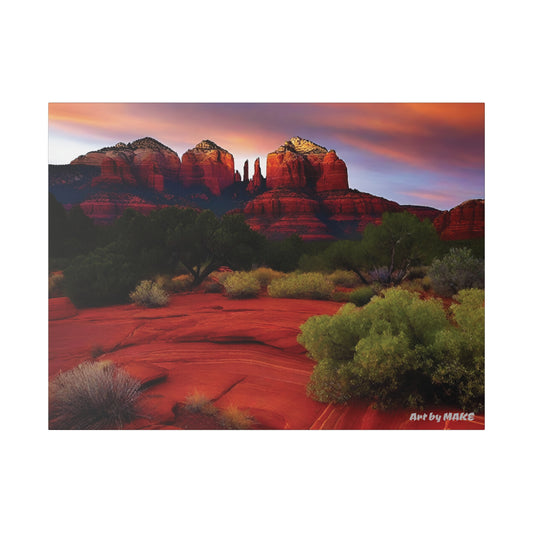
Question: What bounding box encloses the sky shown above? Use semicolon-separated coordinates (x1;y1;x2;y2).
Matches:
48;102;484;210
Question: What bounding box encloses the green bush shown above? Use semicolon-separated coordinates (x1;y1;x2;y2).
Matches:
306;360;354;403
429;247;484;297
268;272;335;300
432;289;485;411
49;361;142;429
222;271;261;299
327;270;359;288
299;288;484;411
250;267;285;287
130;280;169;307
63;244;140;308
348;286;375;307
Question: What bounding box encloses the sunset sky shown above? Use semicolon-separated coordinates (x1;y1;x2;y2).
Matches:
48;103;484;210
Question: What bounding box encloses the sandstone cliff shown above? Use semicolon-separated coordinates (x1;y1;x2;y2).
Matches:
266;136;348;192
179;140;235;195
433;199;485;240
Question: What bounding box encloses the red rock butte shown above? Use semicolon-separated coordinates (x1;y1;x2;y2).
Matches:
266;136;348;192
180;140;235;195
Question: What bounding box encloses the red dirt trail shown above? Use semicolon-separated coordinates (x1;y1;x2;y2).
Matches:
49;294;484;430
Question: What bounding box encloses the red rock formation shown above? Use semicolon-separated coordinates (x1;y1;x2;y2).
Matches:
234;170;242;182
433;199;485;240
247;157;265;193
313;150;349;192
244;189;332;240
91;156;136;187
266;137;348;192
402;205;442;222
78;193;160;224
71;137;181;192
243;160;249;182
179;140;235;195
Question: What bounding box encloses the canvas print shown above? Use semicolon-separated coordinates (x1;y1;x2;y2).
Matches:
48;103;485;430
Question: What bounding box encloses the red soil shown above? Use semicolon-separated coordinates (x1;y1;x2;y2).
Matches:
48;293;484;430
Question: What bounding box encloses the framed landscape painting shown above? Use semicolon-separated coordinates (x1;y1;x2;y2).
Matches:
48;103;484;430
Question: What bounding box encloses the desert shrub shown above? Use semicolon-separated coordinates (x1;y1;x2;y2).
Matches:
331;291;351;302
429;248;484;297
49;272;65;298
222;271;261;299
399;275;432;293
368;266;407;286
250;267;285;287
432;289;485;411
154;274;193;293
299;288;484;410
327;270;359;288
307;360;354;403
211;270;233;284
49;361;142;429
184;391;219;416
405;266;428;280
130;280;169;307
268;272;335;300
63;243;140;307
348;286;376;307
218;406;255;429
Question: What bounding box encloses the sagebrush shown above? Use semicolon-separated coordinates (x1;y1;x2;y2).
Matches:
222;271;261;298
268;272;334;300
130;280;169;307
49;361;142;429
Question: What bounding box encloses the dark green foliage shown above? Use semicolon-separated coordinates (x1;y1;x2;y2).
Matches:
432;289;485;411
429;247;484;297
361;212;440;286
264;234;306;272
49;194;102;263
299;288;484;411
63;243;141;307
307;360;354;403
348;286;375;307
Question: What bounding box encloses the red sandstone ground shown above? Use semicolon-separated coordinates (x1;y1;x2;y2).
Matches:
49;293;484;430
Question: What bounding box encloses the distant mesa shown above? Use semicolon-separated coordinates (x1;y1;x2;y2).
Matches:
51;135;484;241
434;199;485;240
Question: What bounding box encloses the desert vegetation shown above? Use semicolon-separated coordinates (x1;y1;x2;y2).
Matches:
129;280;169;307
50;198;484;422
49;361;142;429
299;288;484;412
268;272;335;300
181;392;255;429
222;271;261;298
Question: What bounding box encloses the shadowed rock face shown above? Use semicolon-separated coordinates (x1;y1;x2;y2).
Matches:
266;137;348;192
433;199;485;240
180;140;235;195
